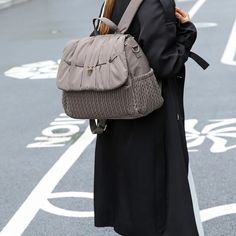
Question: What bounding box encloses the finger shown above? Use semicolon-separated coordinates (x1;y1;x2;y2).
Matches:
175;12;190;23
176;7;186;14
176;7;188;17
175;12;182;19
176;9;187;17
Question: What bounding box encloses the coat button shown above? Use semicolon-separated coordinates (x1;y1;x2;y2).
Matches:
177;76;183;79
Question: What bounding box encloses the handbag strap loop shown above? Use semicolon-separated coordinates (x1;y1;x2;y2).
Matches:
90;119;108;134
93;0;144;35
93;17;119;34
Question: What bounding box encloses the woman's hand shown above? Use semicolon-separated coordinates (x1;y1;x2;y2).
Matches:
175;7;191;23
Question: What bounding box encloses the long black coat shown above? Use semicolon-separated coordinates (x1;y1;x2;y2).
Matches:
90;0;199;235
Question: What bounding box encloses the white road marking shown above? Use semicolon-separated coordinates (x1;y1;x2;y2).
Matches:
200;204;236;222
221;19;236;66
27;125;80;148
189;0;207;19
0;126;96;236
195;22;218;28
26;113;235;209
27;114;86;148
41;192;94;218
4;60;59;80
186;119;236;153
188;166;205;236
28;137;72;148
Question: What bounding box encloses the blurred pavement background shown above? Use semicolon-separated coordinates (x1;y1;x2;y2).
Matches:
0;0;235;235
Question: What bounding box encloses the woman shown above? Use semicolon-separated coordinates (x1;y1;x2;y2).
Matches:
90;0;205;235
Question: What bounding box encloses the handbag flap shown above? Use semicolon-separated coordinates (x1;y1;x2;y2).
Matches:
56;34;129;91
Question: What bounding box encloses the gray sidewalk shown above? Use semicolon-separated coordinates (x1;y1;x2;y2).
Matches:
0;0;29;10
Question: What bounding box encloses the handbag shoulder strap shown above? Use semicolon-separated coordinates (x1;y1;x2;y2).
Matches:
118;0;143;33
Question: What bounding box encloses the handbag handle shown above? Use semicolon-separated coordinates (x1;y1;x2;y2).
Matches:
92;17;119;34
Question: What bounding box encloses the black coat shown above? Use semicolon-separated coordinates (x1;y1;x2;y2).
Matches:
90;0;200;235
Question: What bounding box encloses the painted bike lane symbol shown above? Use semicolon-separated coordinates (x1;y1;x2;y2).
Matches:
1;118;236;236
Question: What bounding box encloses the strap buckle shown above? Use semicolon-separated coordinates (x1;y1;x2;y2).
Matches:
89;119;107;134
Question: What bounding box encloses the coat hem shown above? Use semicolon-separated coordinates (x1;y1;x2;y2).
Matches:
94;223;166;236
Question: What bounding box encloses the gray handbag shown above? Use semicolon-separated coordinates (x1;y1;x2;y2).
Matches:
56;0;164;134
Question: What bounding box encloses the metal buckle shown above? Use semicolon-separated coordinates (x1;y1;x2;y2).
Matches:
98;123;107;132
87;66;93;76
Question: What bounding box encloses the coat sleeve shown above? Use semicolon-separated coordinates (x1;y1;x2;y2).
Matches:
137;0;197;79
176;21;197;51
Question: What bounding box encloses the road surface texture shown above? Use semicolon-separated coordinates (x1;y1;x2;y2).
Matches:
0;0;235;235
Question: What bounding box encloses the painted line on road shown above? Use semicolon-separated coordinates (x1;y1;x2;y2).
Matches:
27;113;87;148
4;60;59;80
0;0;29;10
195;22;218;28
200;204;236;222
221;19;236;66
0;126;96;236
186;119;236;153
41;192;94;218
188;165;205;236
189;0;207;19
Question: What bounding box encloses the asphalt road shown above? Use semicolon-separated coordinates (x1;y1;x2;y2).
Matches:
0;0;235;235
